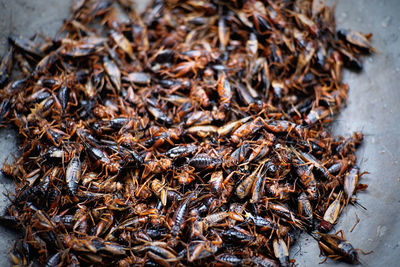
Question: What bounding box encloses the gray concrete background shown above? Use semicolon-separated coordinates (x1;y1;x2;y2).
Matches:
294;1;400;266
0;0;399;266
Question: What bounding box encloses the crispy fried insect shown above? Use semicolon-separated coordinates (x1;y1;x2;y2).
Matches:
273;238;290;267
311;231;359;264
65;156;81;196
319;191;343;232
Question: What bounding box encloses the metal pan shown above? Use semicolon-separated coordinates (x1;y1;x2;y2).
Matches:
0;0;399;266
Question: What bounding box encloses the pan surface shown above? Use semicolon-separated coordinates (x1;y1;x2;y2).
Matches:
0;0;399;266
